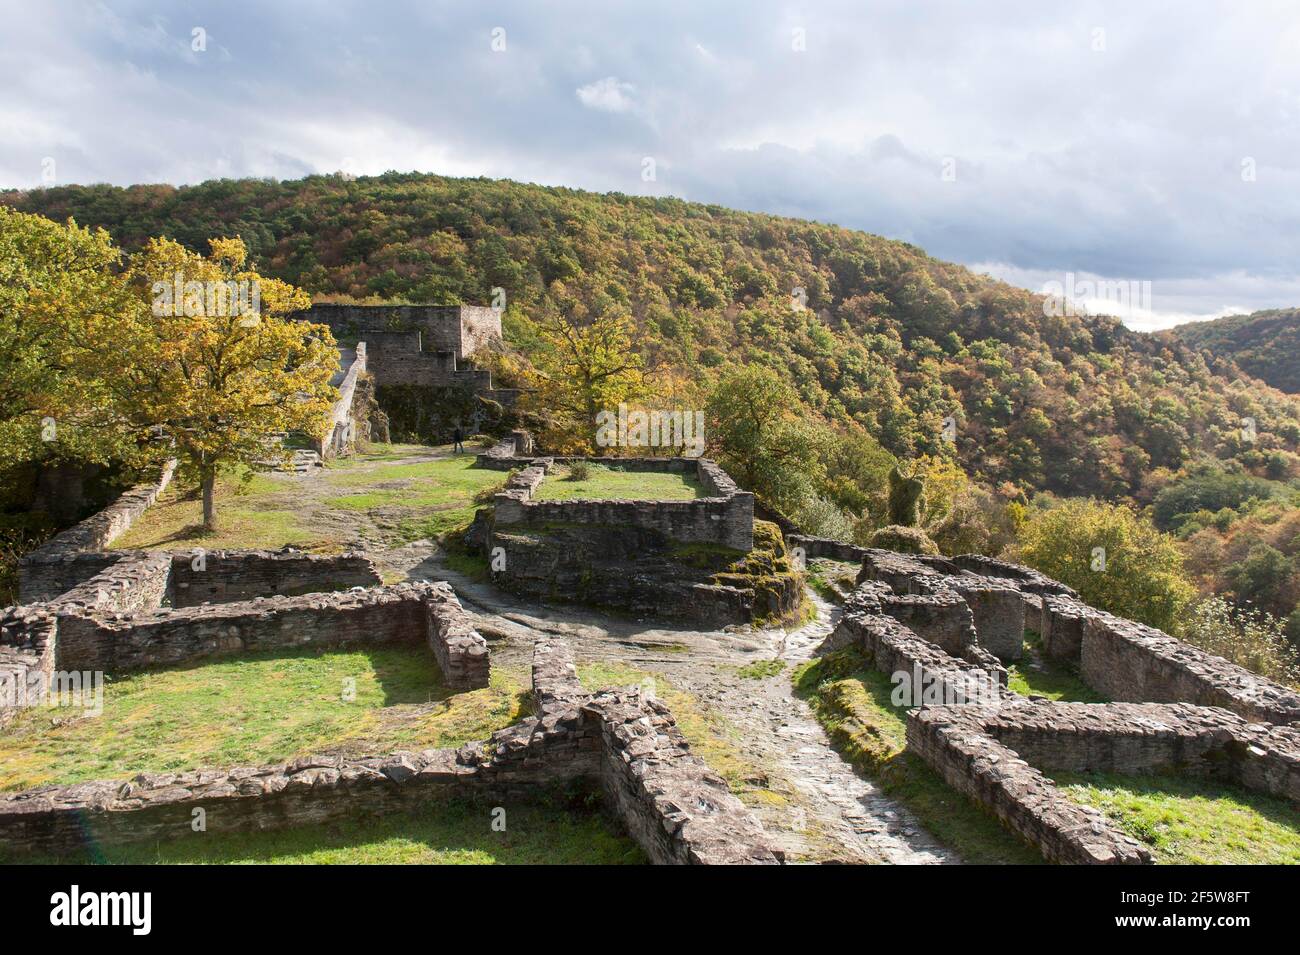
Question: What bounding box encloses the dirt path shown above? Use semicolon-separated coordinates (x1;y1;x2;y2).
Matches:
407;553;960;865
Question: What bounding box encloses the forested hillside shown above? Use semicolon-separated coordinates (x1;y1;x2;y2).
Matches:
1168;309;1300;395
6;172;1300;506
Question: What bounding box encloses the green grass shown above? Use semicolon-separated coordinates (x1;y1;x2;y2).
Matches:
1056;772;1300;864
112;447;504;550
576;661;778;804
0;646;531;791
804;559;859;603
324;453;503;540
793;649;1045;864
532;464;704;502
113;468;324;551
7;799;647;865
1007;631;1108;703
736;658;787;680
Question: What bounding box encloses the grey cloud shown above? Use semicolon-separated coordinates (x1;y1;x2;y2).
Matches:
3;0;1299;325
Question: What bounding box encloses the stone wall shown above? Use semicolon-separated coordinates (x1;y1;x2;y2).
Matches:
847;547;1300;719
423;585;490;691
168;550;381;607
0;636;777;865
907;698;1300;864
294;304;502;389
18;552;129;605
1040;595;1300;725
317;343;367;459
825;561;1300;863
53;582;434;673
491;456;755;551
18;460;176;580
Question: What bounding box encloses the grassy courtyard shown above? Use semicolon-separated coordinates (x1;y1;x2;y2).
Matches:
0;645;531;791
532;463;704;501
111;444;505;551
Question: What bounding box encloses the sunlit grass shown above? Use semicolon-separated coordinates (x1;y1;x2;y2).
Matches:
0;647;531;791
533;464;704;502
1057;772;1300;864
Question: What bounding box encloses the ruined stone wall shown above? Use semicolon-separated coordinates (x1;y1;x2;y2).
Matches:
53;583;437;673
168;550;381;607
54;553;173;617
0;636;777;864
1041;595;1300;725
18;552;128;604
295;304;502;389
905;704;1154;864
18;460;176;586
423;585;490;690
491;456;755;551
458;305;502;359
317;342;367;459
907;698;1300;865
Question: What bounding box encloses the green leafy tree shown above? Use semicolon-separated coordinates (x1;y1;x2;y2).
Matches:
0;207;139;473
88;237;337;529
706;366;827;516
1015;499;1196;632
519;290;645;454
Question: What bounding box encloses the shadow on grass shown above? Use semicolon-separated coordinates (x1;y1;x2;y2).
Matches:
7;798;648;866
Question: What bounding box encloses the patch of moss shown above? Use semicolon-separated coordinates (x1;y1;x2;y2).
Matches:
736;658;787;680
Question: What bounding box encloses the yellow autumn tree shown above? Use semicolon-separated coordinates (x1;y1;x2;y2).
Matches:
520;288;645;453
88;237;338;529
0;207;141;473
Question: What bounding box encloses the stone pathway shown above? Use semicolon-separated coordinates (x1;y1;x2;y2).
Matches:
406;550;960;865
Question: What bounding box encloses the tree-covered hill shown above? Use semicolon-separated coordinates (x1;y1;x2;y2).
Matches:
6;172;1299;502
1167;309;1300;395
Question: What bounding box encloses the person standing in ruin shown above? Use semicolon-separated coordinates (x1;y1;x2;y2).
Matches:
453;423;464;454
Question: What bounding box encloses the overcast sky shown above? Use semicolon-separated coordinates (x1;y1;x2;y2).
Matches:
4;1;1299;330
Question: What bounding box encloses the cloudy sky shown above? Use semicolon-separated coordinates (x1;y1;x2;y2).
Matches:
4;1;1300;330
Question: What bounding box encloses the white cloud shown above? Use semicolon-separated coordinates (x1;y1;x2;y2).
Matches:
575;76;636;113
4;1;1300;324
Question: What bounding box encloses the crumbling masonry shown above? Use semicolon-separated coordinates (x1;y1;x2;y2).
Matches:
795;536;1300;863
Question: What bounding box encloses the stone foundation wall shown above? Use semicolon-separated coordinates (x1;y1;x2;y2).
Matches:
423;586;490;690
54;553;173;617
1040;595;1300;725
18;460;176;576
850;548;1300;723
168;550;381;607
491;456;755;551
906;704;1154;864
53;583;436;673
0;636;777;865
907;698;1300;864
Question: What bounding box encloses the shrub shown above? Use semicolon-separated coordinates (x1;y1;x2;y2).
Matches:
567;460;592;482
870;525;940;555
1179;597;1300;687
